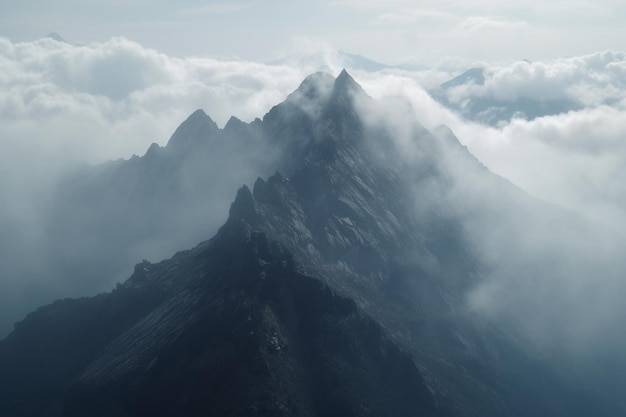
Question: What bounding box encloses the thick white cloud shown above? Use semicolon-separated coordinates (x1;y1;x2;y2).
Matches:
0;36;314;164
458;16;527;32
451;104;626;236
446;51;626;106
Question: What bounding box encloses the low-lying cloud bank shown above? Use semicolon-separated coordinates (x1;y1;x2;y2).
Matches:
450;51;626;106
430;51;626;125
1;35;625;359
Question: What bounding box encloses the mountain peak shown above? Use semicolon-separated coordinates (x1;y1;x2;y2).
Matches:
223;115;244;131
143;142;161;158
319;69;369;133
331;69;368;102
285;71;335;108
187;108;211;121
440;67;485;89
46;32;67;43
334;68;360;90
165;109;219;152
228;185;259;227
337;68;352;80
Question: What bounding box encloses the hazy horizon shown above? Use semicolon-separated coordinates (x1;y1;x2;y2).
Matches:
2;0;625;65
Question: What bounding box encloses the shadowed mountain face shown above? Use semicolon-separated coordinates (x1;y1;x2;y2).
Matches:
0;73;333;336
0;71;624;416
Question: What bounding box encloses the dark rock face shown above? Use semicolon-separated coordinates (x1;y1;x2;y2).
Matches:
0;221;436;417
0;70;623;416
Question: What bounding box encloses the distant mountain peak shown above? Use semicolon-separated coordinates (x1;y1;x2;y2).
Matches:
46;32;67;43
440;67;485;89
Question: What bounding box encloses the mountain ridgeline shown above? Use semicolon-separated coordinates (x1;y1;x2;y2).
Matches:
1;70;624;416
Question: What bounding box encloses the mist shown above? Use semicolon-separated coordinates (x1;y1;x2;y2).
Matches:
352;77;626;398
1;32;625;381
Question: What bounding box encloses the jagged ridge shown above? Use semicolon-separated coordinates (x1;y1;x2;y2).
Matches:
0;70;623;417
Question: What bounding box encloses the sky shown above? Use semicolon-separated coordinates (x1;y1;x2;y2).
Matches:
0;1;625;358
1;0;626;65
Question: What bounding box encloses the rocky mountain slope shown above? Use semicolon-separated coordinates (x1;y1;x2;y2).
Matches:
0;70;623;416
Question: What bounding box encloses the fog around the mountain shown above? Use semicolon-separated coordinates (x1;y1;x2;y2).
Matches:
1;32;625;374
351;83;625;344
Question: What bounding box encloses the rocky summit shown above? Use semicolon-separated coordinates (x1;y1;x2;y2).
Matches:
0;71;623;416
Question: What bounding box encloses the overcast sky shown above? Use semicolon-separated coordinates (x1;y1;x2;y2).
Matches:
2;0;626;64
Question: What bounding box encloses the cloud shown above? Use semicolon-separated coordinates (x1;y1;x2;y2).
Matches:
533;1;615;21
444;51;626;106
0;35;315;163
375;9;456;25
177;3;255;16
429;53;626;237
466;107;626;234
458;16;528;32
347;61;626;371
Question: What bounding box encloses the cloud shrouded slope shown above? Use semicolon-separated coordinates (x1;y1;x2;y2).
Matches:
1;35;626;348
0;35;321;337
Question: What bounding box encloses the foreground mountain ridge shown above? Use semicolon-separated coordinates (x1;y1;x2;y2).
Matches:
1;70;623;416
